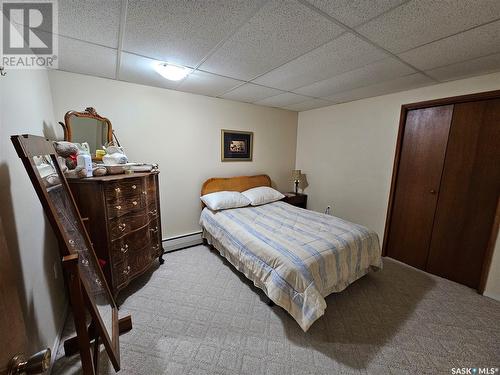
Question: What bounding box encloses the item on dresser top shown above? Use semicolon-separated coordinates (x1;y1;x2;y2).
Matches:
200;191;251;211
65;166;88;179
103;145;128;165
54;140;93;179
95;149;106;161
92;163;107;176
77;153;93;178
104;162;157;175
242;186;285;206
54;140;79;170
103;164;128;175
129;163;156;172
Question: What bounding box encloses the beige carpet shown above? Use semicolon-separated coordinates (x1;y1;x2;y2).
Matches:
53;245;500;374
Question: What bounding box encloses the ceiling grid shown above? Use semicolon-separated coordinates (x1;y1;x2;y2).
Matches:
51;0;500;111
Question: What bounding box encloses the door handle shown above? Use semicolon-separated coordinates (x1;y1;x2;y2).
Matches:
429;189;437;194
8;348;51;374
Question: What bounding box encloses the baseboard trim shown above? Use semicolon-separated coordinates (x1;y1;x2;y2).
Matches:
162;231;203;252
483;291;500;302
48;300;69;374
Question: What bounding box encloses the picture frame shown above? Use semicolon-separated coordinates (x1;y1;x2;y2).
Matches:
221;129;253;162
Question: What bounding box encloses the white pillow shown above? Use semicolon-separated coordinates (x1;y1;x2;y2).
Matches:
242;186;285;206
200;191;250;211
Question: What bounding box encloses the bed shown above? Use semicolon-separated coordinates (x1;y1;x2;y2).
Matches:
199;175;382;331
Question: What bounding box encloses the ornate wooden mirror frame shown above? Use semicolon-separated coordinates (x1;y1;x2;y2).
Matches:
61;107;113;144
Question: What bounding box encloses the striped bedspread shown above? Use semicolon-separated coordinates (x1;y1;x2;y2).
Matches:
200;201;382;331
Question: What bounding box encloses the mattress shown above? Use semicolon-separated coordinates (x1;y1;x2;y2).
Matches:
199;201;382;331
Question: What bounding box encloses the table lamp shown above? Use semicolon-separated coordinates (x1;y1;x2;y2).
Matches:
291;169;301;194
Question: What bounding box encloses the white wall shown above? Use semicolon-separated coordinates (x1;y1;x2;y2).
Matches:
295;71;500;298
0;70;66;357
47;71;298;238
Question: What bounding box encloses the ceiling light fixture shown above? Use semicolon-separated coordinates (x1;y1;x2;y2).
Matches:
154;62;192;81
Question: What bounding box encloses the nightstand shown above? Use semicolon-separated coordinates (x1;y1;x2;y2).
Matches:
282;192;307;209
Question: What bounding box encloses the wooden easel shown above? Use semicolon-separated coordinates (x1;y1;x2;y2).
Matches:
62;254;132;374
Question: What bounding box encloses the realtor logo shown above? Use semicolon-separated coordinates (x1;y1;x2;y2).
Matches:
1;0;58;68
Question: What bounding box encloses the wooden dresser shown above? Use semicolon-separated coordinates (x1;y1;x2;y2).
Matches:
68;172;163;297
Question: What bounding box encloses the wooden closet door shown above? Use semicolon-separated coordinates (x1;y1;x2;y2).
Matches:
426;99;500;288
386;105;453;269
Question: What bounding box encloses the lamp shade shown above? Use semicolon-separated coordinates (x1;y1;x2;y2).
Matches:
291;169;301;181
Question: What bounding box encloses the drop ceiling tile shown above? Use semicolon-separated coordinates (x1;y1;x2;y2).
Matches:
426;53;500;82
123;0;266;67
58;0;121;48
177;71;243;97
119;52;179;90
220;83;284;103
199;0;345;81
398;20;500;71
253;33;387;91
283;98;333;111
254;92;310;107
295;58;415;97
58;37;117;79
306;0;407;27
356;0;500;53
326;73;433;104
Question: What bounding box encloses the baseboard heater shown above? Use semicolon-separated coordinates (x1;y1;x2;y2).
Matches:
162;231;203;253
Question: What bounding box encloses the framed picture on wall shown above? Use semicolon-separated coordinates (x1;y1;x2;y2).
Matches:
221;129;253;161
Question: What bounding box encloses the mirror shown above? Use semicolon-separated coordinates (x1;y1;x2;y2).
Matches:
41;156;113;337
62;107;113;156
11;135;120;370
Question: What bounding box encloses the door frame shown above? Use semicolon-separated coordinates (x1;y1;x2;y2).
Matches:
382;89;500;294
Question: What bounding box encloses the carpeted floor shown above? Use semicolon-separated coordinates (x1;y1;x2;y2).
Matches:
52;245;500;375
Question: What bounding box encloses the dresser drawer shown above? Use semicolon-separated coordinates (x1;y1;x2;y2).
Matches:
110;225;151;256
129;247;154;276
112;259;131;290
146;201;159;221
104;178;143;202
109;211;150;239
107;195;146;219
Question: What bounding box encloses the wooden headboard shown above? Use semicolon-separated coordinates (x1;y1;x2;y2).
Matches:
201;174;271;196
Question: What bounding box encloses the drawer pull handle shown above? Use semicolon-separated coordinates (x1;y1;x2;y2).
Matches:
115;205;122;210
132;201;138;206
120;244;128;253
123;266;131;275
69;239;75;246
149;209;157;215
152;244;159;251
150;226;158;234
118;223;126;231
142;191;147;195
115;187;121;193
132;185;137;190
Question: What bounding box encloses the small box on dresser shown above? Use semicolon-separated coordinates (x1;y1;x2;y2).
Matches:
68;172;163;297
